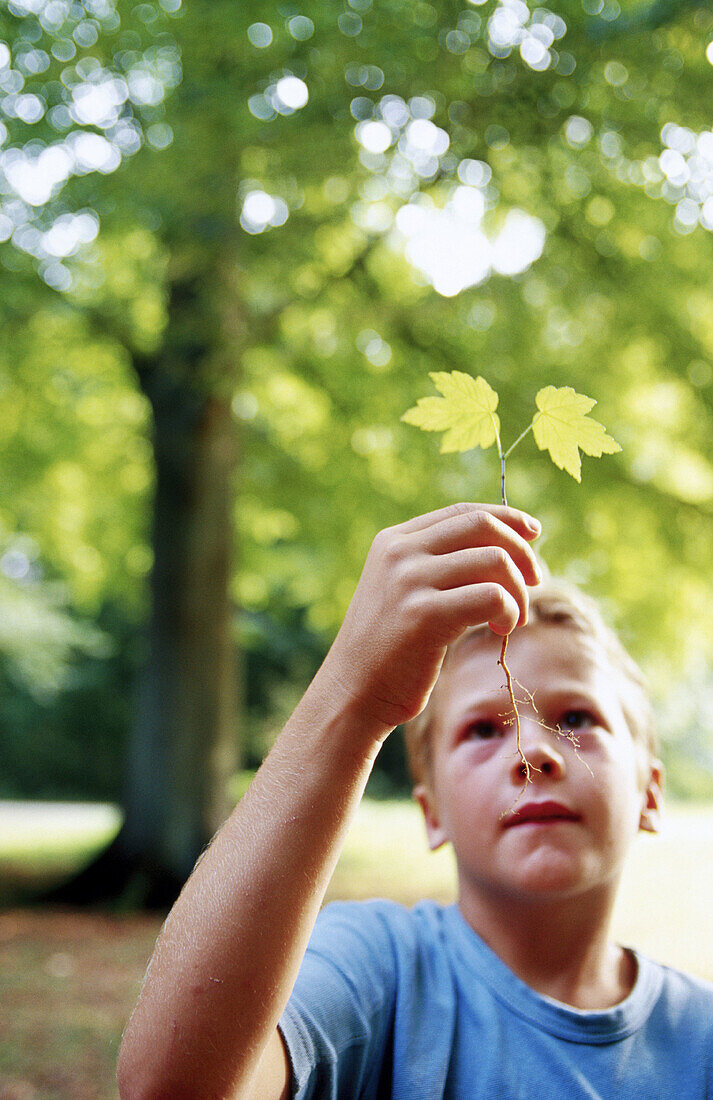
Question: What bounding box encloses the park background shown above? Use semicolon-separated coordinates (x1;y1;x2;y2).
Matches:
1;0;713;1095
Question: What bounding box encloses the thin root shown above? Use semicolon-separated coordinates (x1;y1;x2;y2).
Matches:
511;674;593;777
497;634;538;785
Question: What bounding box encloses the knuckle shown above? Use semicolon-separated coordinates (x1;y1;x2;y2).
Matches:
373;528;403;565
497;589;513;617
450;503;491;533
484;581;507;611
488;583;519;624
487;546;525;590
463;507;491;536
447;502;474;518
481;545;509;574
393;553;419;591
405;587;434;623
475;508;500;533
489;545;509;569
385;535;410;570
474;508;495;531
371;527;392;552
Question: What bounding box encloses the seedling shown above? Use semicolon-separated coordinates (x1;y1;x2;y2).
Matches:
402;372;621;780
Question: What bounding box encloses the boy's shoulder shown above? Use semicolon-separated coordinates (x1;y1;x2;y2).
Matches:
641;953;713;1018
304;897;458;994
309;897;449;961
314;896;453;950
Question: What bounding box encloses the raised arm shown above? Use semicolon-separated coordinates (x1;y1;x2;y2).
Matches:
117;502;541;1100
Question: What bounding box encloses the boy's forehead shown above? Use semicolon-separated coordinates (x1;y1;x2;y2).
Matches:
443;622;612;689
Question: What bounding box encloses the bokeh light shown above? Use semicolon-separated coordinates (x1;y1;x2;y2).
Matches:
393;189;545;297
247;23;273;49
240;190;289;234
274;76;309;112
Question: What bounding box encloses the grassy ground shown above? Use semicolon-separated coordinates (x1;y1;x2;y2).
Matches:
1;798;712;1098
0;909;160;1100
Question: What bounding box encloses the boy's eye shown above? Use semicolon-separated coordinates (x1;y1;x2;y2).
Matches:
559;709;596;732
463;720;502;740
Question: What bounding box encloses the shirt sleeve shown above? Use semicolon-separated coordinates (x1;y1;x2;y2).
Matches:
278;900;400;1100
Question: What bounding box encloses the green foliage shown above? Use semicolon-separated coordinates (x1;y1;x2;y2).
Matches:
0;305;153;614
238;606;327;768
1;0;713;798
0;603;140;801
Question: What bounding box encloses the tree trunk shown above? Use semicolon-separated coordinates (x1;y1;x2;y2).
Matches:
45;334;240;909
119;364;239;895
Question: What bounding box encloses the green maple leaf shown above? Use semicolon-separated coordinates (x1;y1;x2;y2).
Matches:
531;386;622;482
401;372;500;454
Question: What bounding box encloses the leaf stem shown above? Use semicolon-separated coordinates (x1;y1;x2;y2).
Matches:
487;412;508;507
488;411;503;459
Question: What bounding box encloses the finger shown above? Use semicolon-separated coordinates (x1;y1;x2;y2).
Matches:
439;582;521;637
396;502;541;542
418;510;541;588
427;546;530;626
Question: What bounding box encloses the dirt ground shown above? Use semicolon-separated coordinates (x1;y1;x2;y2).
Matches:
0;908;163;1100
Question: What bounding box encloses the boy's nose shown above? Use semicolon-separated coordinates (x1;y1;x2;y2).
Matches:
510;718;566;782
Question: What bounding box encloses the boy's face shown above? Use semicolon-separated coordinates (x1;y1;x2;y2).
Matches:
415;624;662;910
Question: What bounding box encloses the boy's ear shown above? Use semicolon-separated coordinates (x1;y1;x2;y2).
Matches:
639;759;664;834
413;784;449;851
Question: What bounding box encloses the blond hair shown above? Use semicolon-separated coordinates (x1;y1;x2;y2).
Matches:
402;579;656;788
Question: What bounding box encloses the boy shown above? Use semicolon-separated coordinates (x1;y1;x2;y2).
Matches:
118;502;713;1099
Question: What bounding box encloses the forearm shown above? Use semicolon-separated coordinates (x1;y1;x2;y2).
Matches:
117;663;387;1099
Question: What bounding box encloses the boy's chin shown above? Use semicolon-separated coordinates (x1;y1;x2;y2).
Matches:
519;854;610;898
462;852;611;904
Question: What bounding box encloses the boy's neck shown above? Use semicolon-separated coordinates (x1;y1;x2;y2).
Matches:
458;886;636;1011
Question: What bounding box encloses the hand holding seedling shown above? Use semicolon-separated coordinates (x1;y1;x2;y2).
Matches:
323;502;541;737
401;372;621;776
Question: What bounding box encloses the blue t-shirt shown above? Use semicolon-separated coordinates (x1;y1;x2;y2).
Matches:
279;899;713;1099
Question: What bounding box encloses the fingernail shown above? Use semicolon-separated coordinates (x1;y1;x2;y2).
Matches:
526;517;541;535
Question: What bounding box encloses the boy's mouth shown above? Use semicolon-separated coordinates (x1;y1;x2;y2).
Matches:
504;801;582;828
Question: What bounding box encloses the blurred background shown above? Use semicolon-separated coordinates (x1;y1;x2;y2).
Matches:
1;0;713;1095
